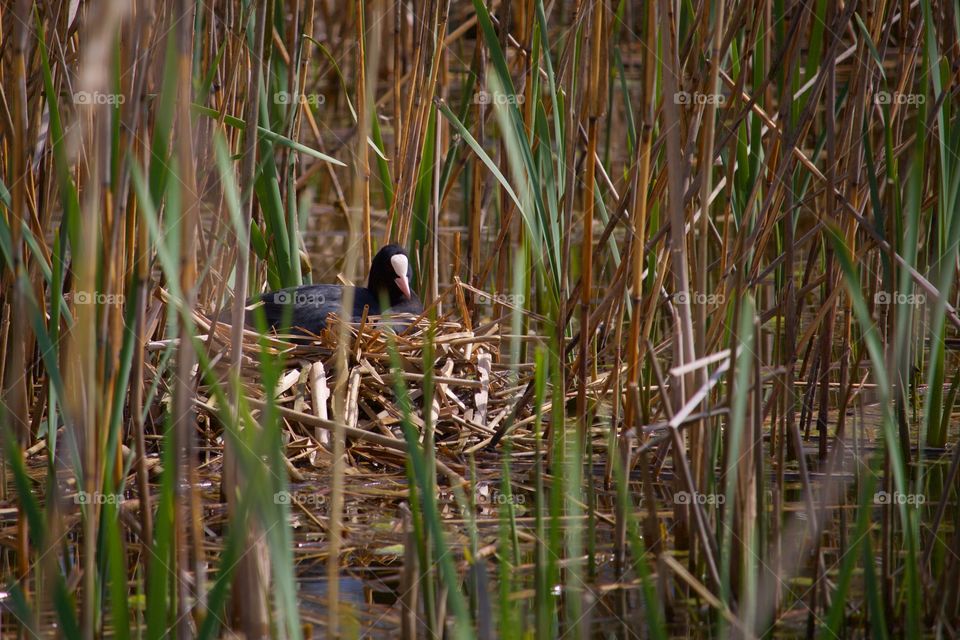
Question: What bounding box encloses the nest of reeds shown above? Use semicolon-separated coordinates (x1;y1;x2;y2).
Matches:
192;284;536;477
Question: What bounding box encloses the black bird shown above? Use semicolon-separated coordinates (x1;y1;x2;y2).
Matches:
245;244;422;336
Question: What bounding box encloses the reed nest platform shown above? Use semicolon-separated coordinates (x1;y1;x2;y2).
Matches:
189;287;562;480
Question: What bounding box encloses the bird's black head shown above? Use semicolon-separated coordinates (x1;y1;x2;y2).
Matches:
368;244;414;307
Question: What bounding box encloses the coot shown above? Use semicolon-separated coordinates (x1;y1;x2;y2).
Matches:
246;244;422;336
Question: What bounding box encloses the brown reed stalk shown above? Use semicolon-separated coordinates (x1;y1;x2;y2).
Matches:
228;0;270;634
576;0;605;438
3;0;34;610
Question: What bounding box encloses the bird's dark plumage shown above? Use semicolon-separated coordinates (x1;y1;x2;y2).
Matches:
246;244;422;336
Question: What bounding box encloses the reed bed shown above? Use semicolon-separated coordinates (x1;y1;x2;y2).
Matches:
2;0;960;638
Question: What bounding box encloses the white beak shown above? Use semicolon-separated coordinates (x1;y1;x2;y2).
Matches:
390;254;412;299
395;276;411;299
